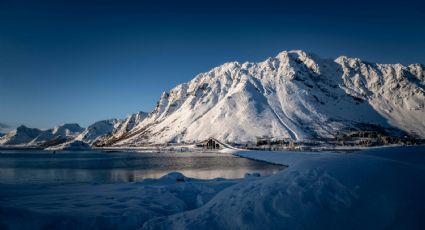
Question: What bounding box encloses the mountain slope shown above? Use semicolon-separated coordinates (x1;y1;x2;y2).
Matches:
105;50;424;146
74;119;121;144
75;111;148;145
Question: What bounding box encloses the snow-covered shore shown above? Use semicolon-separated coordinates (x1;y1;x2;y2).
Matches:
1;146;424;230
234;150;339;166
0;172;251;230
143;146;425;229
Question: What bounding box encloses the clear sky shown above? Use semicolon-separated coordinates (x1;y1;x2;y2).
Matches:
1;0;424;131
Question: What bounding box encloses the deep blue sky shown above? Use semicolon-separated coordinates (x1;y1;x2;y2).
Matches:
1;0;424;131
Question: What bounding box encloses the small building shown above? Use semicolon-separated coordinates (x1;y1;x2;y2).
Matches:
196;138;224;150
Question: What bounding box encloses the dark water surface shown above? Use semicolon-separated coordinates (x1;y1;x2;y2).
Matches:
0;150;284;185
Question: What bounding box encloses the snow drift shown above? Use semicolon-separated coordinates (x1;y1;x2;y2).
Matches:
143;146;425;230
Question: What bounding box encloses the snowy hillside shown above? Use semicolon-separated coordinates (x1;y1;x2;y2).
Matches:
102;50;425;146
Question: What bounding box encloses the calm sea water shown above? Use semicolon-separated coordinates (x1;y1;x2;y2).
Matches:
0;150;284;185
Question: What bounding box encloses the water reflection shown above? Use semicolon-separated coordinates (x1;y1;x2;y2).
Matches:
0;150;284;185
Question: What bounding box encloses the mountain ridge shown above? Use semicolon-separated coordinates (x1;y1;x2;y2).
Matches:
1;50;424;148
103;50;424;146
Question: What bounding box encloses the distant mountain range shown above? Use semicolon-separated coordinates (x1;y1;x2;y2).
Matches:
0;124;83;147
1;50;424;148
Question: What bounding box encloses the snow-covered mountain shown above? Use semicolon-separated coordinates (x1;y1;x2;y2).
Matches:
100;50;424;146
1;50;424;147
0;124;84;147
29;123;84;146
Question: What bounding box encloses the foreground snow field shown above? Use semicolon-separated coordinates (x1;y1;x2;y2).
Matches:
0;146;424;230
0;173;245;230
144;146;425;230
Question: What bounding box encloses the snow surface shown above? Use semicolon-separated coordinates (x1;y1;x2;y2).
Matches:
143;146;425;229
0;172;246;230
1;146;424;230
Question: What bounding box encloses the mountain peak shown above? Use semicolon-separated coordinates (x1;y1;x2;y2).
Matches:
52;123;84;136
16;125;30;130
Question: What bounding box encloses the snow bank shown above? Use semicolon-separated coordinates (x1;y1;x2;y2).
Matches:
0;172;255;230
143;146;425;229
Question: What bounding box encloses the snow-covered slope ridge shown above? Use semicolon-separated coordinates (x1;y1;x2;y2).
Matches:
106;50;424;145
75;119;121;144
76;111;148;145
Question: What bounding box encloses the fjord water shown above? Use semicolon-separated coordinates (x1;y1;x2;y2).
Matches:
0;150;283;185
